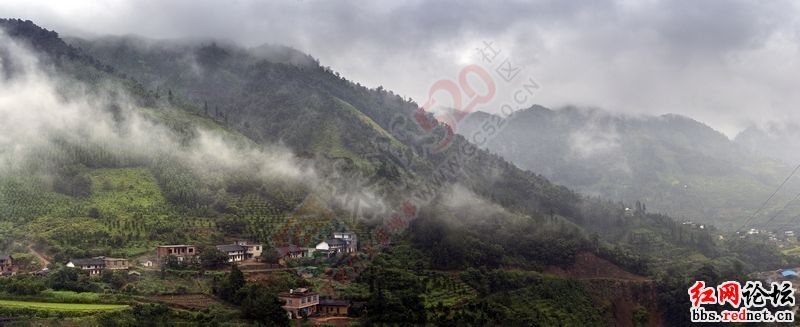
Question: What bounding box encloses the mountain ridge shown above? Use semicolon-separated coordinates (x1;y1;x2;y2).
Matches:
458;106;799;230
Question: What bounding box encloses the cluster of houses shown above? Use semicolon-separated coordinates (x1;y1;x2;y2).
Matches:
743;228;797;243
154;241;264;263
2;231;359;278
3;238;359;319
276;232;359;260
155;232;358;265
59;241;263;276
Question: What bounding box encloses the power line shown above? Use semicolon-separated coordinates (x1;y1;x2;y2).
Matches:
754;190;800;230
735;163;800;233
774;214;800;231
771;195;800;231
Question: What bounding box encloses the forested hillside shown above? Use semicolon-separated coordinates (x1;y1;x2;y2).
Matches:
458;107;800;230
0;19;794;326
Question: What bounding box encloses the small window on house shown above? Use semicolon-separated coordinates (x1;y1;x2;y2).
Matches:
189;248;194;253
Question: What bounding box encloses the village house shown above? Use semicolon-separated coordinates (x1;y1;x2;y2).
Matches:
333;232;358;253
67;257;106;276
156;245;197;262
234;241;263;260
319;299;351;316
103;257;130;270
315;238;347;256
216;244;246;262
275;245;314;260
278;288;319;319
0;254;15;274
66;256;130;276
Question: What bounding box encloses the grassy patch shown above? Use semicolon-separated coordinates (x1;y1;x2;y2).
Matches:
127;273;211;295
39;290;102;303
422;272;478;309
333;97;403;148
782;246;800;257
0;299;127;312
87;167;169;220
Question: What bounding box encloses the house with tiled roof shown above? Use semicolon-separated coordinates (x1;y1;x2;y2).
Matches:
66;256;130;276
66;257;106;276
216;244;246;262
278;288;319;319
234;241;263;260
333;232;358;253
315;238;347;256
319;299;351;316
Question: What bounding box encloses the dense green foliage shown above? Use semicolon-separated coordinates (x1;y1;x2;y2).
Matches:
238;284;290;326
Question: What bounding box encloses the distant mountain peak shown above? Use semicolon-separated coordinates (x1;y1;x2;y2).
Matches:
1;18;69;57
0;18;113;74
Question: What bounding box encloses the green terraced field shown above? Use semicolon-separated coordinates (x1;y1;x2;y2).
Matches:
0;300;128;312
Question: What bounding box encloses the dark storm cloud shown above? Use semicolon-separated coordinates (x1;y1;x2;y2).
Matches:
2;0;799;135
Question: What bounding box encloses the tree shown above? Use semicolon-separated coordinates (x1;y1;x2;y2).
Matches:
200;247;229;269
100;269;114;283
101;269;127;290
216;216;247;235
88;207;101;219
131;303;170;327
239;284;289;326
260;249;281;264
229;264;245;292
216;264;246;303
162;255;181;270
47;267;96;292
0;274;46;295
52;164;92;198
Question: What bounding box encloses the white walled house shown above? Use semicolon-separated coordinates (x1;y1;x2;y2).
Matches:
66;258;106;276
235;241;263;260
315;241;330;251
216;244;246;262
333;232;358;253
315;238;347;256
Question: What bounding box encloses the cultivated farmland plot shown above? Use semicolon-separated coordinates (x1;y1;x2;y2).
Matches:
0;300;128;312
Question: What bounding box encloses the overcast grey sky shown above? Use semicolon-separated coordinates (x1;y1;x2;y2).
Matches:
2;0;799;136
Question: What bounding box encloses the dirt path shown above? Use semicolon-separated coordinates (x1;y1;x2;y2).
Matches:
27;245;50;267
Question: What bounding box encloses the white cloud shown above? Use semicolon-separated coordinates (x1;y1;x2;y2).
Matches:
0;30;313;184
1;0;800;136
